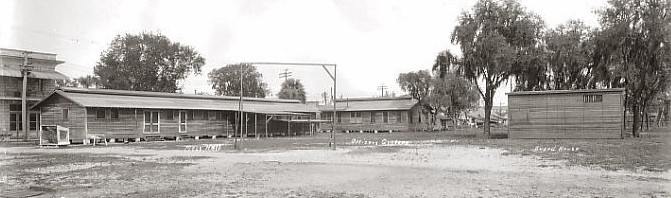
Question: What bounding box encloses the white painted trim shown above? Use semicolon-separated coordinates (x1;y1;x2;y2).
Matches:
142;110;160;133
178;110;187;133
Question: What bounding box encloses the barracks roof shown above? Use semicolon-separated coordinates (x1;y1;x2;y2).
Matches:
318;96;418;112
32;88;318;115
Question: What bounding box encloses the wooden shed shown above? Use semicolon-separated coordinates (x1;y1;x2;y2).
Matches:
31;88;319;143
507;88;625;139
319;96;430;132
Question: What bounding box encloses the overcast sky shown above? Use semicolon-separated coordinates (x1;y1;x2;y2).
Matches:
0;0;607;105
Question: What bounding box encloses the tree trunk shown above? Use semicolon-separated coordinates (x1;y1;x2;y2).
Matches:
632;104;640;137
644;105;649;131
483;90;493;138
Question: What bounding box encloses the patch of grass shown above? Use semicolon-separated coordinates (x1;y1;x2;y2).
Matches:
455;127;671;172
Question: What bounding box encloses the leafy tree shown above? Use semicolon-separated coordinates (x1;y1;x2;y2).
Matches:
448;0;545;137
74;75;100;88
592;0;671;136
397;70;433;126
397;70;432;104
428;73;480;128
208;63;268;98
55;78;79;88
277;78;307;103
545;20;594;90
432;50;458;79
94;32;205;92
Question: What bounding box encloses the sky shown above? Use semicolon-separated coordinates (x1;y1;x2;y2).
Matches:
0;0;607;105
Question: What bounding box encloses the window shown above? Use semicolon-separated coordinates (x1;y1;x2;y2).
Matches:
409;111;413;124
396;111;402;123
418;110;422;123
187;110;194;120
216;112;223;120
9;113;21;131
583;94;603;103
350;112;362;124
166;110;174;120
96;109;106;119
370;112;375;123
9;104;21;112
144;111;160;133
337;113;342;123
111;108;119;119
208;111;217;120
38;79;44;91
62;109;69;120
193;110;206;120
322;113;332;122
179;111;187;132
29;113;39;130
383;112;389;123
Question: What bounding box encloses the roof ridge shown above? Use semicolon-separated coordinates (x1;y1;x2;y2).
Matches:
59;87;301;103
334;96;413;102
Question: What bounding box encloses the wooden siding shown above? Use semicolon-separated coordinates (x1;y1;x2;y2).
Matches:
509;92;623;138
39;96;87;140
86;108;236;138
322;110;417;132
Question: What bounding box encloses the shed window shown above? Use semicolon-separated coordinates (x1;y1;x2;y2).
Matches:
583;94;603;103
62;109;69;120
216;112;223;120
337;113;342;123
111;108;119;119
370;112;376;123
383;112;389;123
96;109;106;119
396;111;402;123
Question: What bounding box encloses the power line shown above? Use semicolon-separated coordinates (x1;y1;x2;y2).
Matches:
377;84;388;97
279;69;292;81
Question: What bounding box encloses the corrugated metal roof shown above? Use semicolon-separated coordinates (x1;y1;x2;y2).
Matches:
507;88;625;96
33;88;318;114
319;96;418;112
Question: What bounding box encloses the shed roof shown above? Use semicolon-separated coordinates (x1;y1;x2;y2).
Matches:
506;88;625;96
32;88;318;114
319;96;418;112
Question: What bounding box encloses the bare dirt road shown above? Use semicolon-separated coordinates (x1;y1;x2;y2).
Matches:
1;138;669;198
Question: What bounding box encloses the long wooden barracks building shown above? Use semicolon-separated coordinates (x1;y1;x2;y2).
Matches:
319;96;431;132
31;88;321;142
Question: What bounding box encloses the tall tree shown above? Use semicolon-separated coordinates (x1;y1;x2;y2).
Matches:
449;0;545;137
428;73;480;128
397;70;433;126
397;70;432;104
208;63;268;98
277;78;307;103
545;20;594;90
592;0;671;136
94;32;205;92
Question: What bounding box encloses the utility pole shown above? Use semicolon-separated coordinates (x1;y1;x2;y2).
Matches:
21;52;31;141
377;84;387;97
236;63;244;149
279;69;292;81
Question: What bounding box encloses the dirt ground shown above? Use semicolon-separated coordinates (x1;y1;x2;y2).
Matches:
1;129;670;198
